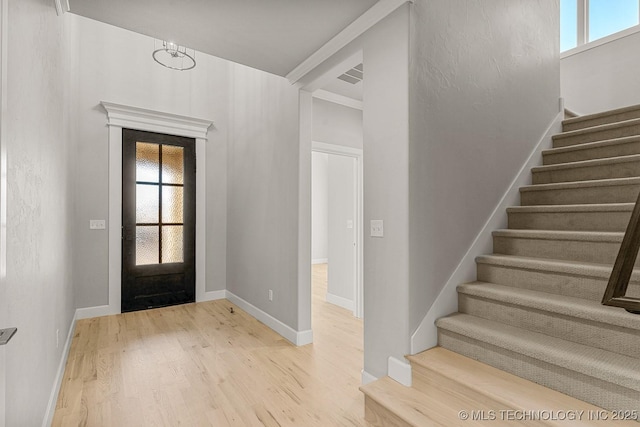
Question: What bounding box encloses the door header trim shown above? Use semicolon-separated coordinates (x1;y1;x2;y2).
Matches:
101;101;213;140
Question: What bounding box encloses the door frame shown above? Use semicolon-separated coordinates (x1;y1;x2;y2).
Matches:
0;0;7;424
312;141;363;318
92;102;212;317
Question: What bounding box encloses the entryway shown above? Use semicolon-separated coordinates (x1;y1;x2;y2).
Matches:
121;129;196;312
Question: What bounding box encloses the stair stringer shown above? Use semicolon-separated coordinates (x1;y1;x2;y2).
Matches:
410;112;563;354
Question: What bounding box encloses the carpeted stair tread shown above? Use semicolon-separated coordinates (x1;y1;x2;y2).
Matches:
563;103;640;132
507;203;634;214
407;348;639;426
475;254;640;301
492;229;623;243
436;313;640;393
533;154;640;173
520;176;640;193
507;204;634;232
543;135;640;165
475;254;637;280
531;154;640;184
457;281;640;331
552;117;640;148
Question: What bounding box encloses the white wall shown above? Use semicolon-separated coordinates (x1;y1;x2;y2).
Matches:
71;15;229;309
312;98;363;149
327;155;356;308
408;0;560;342
311;152;328;263
226;63;302;329
561;31;640;114
3;1;75;424
299;5;411;378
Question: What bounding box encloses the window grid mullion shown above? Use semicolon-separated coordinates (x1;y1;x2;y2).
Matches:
159;144;163;264
577;0;588;46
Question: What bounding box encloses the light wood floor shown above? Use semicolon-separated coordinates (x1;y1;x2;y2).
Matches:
52;264;369;426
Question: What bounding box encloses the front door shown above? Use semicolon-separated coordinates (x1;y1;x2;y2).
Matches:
121;129;196;312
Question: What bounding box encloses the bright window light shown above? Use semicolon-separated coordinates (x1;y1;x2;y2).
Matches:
589;0;639;42
561;0;640;52
561;0;578;51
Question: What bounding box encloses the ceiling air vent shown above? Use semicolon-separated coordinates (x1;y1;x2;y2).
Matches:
337;63;363;85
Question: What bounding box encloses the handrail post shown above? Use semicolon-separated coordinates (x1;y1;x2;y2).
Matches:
602;189;640;314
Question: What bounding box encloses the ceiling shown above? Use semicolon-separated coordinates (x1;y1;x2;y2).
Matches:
67;0;379;77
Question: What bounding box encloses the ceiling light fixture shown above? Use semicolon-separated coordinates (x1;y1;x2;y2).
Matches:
152;40;196;71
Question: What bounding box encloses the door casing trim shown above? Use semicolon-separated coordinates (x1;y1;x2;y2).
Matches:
101;102;212;316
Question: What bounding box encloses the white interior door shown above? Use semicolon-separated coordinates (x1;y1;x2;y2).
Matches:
327;154;357;313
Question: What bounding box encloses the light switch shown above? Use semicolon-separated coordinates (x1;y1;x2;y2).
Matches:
370;220;384;237
89;219;106;230
347;220;354;229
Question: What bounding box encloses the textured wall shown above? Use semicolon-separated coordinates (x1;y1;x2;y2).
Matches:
4;0;75;424
226;63;301;328
561;31;640;114
72;14;229;308
408;0;560;335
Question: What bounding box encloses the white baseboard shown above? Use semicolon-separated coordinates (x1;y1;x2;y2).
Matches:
75;288;227;320
325;292;354;311
410;110;564;355
42;310;78;427
75;304;114;320
361;369;378;385
199;290;226;302
225;290;313;346
312;258;328;265
388;356;412;387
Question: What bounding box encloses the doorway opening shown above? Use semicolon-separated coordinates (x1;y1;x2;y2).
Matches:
121;129;196;312
311;143;363;318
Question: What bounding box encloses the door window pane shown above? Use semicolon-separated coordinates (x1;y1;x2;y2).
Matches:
589;0;639;42
136;184;159;223
136;226;159;265
162;226;183;263
136;142;160;183
162;186;183;223
561;0;578;51
162;145;184;184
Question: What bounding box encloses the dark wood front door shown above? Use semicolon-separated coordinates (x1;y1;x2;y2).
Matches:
122;129;196;312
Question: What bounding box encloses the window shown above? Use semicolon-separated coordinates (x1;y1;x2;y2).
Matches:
561;0;640;52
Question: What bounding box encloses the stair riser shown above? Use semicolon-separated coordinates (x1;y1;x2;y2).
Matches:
410;369;531;421
520;183;640;205
563;110;640;132
364;396;410;427
532;160;640;184
476;262;640;302
553;123;640;148
493;235;625;264
438;329;640;413
507;210;632;232
458;294;640;358
544;140;640;165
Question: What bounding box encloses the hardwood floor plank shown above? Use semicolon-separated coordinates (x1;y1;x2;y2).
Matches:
53;264;370;426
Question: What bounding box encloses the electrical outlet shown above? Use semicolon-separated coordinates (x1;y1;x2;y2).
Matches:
56;329;59;349
269;289;273;301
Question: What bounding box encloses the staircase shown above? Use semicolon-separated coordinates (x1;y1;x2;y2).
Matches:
361;104;640;426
